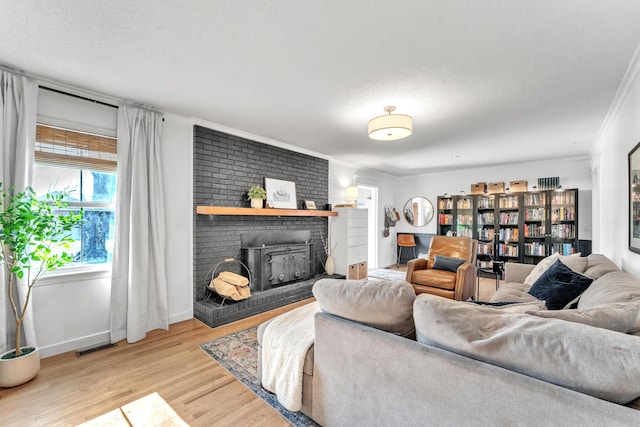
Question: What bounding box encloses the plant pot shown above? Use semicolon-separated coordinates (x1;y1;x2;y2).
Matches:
0;347;40;388
325;255;335;275
250;198;263;209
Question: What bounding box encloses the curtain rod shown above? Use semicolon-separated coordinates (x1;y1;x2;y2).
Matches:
40;86;118;109
2;63;165;120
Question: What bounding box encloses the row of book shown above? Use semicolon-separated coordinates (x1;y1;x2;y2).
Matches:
438;213;453;224
524;242;546;256
524;193;546;205
498;244;518;257
499;228;519;241
499;196;519;209
457;198;472;209
477;242;494;255
477;212;495;223
551;224;576;238
524;223;545;237
438;199;453;210
551;207;575;221
550;192;576;205
524;208;545;220
456;214;473;225
476;197;495;209
551;243;576;255
499;212;519;224
477;228;495;240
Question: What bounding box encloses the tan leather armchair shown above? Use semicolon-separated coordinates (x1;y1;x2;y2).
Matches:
405;236;478;301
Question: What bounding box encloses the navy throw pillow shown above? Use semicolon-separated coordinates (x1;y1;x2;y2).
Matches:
432;256;466;272
528;259;593;310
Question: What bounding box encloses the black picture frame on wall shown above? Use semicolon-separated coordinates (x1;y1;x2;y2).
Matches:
629;141;640;254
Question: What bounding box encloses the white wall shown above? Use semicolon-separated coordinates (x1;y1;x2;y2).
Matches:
160;114;194;324
329;161;397;268
591;44;640;278
393;158;593;239
33;112;194;357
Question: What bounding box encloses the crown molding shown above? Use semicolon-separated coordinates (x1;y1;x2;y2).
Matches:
591;40;640;156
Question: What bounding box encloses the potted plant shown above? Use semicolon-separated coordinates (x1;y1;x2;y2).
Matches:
0;185;83;387
247;185;267;208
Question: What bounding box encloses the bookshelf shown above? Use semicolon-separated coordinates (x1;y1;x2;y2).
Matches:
435;188;579;265
523;191;547;264
497;194;520;261
455;196;474;238
475;195;496;268
437;195;455;235
549;189;579;256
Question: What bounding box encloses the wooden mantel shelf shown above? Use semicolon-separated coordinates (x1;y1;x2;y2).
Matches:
196;206;338;217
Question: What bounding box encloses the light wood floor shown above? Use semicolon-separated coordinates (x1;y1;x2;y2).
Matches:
0;300;314;427
0;275;499;426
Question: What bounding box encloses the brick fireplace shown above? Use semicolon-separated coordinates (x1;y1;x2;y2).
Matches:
193;126;330;327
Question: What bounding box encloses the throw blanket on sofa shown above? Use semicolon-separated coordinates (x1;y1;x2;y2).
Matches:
261;301;320;411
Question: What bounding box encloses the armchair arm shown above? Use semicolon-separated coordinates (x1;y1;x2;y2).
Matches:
406;258;428;282
454;262;477;301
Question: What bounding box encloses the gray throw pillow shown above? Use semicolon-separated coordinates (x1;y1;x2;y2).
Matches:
312;278;416;338
432;255;466;272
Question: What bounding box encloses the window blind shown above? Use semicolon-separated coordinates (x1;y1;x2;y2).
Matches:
35;124;117;172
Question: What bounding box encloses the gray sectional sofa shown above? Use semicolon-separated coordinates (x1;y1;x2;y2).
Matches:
258;253;640;426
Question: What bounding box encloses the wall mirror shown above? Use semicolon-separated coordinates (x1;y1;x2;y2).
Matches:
403;196;434;227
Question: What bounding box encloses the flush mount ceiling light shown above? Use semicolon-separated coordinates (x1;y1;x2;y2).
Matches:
368;106;412;141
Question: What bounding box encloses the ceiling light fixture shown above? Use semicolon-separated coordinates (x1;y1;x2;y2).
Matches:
368;106;412;141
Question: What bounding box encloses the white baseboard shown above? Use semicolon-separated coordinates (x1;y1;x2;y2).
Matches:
39;310;194;359
39;331;111;358
169;309;194;325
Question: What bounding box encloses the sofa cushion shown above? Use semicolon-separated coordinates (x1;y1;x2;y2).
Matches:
468;300;546;313
578;271;640;308
490;282;540;303
577;270;640;337
312;278;416;338
524;253;587;286
432;255;466;272
582;254;621;279
413;294;640;404
410;269;456;290
526;300;640;333
528;259;593;309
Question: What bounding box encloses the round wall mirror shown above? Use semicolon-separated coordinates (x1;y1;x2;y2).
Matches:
403;196;434;227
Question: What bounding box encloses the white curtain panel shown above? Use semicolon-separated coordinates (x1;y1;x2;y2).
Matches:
0;70;37;353
110;105;168;343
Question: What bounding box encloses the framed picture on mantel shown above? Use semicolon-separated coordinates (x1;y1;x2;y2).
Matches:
629;141;640;254
265;178;297;209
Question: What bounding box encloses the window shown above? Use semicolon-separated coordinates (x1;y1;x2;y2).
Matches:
33;124;117;267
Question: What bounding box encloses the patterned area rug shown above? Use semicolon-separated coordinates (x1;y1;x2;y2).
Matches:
368;268;407;281
199;327;318;427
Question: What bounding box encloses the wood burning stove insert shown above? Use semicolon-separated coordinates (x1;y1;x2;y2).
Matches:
241;231;315;292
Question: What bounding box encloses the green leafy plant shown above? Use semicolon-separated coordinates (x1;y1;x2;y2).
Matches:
0;184;84;359
247;185;267;200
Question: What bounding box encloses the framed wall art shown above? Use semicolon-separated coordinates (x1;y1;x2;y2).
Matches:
304;200;316;210
629;141;640;253
265;178;297;209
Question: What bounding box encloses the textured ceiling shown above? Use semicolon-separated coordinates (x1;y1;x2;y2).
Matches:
2;1;640;176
